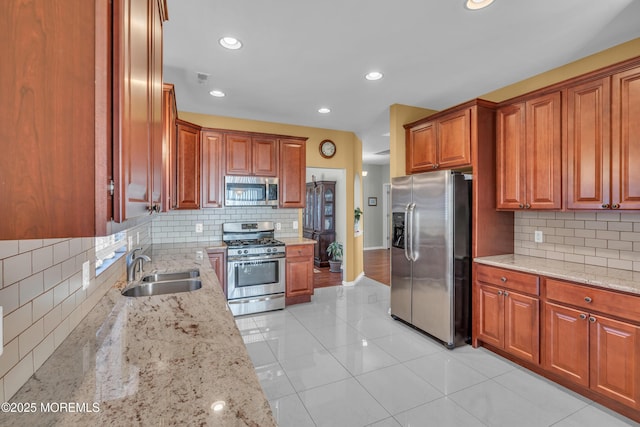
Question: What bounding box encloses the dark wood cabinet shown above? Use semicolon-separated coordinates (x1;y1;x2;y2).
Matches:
474;264;540;364
405;106;471;174
201;130;224;208
285;244;314;305
279;138;307;208
161;83;178;211
207;249;227;294
303;181;336;267
225;132;278;176
175;120;201;209
543;278;640;410
496;92;562;210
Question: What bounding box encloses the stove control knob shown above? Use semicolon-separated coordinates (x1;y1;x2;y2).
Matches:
237;250;242;255
266;248;271;253
243;249;248;254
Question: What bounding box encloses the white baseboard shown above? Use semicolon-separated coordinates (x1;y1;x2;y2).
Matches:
342;272;365;286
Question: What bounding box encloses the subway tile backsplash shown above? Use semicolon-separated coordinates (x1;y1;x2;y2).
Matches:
514;211;640;271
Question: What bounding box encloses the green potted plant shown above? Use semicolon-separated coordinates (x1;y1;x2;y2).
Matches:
354;207;363;231
326;241;343;273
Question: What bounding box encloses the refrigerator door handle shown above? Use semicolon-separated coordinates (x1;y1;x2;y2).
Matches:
408;203;417;261
404;203;411;261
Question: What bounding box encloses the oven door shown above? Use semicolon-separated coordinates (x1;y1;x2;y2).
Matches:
227;256;285;301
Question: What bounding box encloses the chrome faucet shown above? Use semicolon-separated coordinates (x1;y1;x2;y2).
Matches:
126;248;152;282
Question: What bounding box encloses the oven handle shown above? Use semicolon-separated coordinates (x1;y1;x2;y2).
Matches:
227;254;286;262
227;294;285;305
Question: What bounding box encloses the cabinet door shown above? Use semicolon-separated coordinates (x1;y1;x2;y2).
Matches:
208;251;226;294
201;130;224;208
286;246;314;297
176;121;200;209
504;291;539;363
252;137;278;176
437;108;471;169
279;139;306;208
225;133;252;175
566;78;611;210
161;83;177;210
406;122;437;173
590;315;640;409
477;284;505;348
114;0;152;220
543;302;589;387
496;103;526;209
526;92;562;209
611;66;640;209
149;0;163;211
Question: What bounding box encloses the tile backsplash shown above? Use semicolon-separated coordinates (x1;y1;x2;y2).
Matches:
152;207;300;243
514;211;640;271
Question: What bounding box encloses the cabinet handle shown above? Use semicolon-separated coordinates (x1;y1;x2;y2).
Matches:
497;290;503;296
612;203;620;209
579;313;587;320
601;203;610;209
500;277;507;282
584;297;592;303
524;203;531;209
589;316;596;323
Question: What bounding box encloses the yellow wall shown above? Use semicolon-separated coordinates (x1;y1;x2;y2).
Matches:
178;112;364;282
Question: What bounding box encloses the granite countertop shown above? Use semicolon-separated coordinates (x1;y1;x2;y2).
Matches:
474;254;640;296
5;243;275;427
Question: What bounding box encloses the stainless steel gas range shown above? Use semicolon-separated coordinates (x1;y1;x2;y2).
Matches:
223;221;286;316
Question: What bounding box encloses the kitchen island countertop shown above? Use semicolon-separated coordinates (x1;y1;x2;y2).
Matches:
3;243;275;427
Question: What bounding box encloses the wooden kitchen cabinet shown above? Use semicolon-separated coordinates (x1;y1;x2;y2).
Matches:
474;264;540;364
175;120;201;209
279;138;308;208
207;249;227;294
161;83;178;211
225;133;278;176
285;244;314;305
201;130;224;208
543;278;640;410
405;106;471;174
496;91;562;210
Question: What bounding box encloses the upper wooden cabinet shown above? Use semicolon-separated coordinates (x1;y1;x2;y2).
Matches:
113;0;167;221
496;92;562;210
225;133;278;176
201;130;224;208
175;120;201;209
279;138;307;208
405;106;472;174
162;83;178;211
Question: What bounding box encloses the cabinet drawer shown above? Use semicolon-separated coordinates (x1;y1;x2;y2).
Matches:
286;244;313;258
476;264;539;296
545;278;640;323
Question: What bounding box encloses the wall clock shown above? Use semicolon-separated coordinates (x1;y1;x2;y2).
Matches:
319;139;336;158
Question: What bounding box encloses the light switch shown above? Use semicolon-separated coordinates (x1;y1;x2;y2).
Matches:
534;230;543;243
293;221;298;230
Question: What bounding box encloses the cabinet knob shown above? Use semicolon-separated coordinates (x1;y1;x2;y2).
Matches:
584;296;592;303
601;203;610;209
500;277;507;282
612;203;620;209
518;204;524;209
524;203;531;209
579;313;587;320
503;291;509;297
589;316;596;323
497;290;503;296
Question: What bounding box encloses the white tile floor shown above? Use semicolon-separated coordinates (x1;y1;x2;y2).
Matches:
236;277;640;427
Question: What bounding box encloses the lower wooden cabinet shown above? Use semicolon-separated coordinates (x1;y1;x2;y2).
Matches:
475;264;540;364
285;244;314;305
207;249;226;294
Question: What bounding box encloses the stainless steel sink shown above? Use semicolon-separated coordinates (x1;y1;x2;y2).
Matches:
121;279;202;297
141;269;200;283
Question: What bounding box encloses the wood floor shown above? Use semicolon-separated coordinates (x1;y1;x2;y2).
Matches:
313;248;390;289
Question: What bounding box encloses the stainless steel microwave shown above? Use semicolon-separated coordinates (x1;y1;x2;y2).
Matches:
224;176;279;206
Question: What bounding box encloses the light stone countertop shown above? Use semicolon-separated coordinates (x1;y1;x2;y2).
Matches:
474;254;640;296
3;243;275;427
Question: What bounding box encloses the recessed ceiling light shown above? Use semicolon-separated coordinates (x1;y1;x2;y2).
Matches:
365;71;383;81
465;0;494;10
209;90;225;97
219;36;242;50
318;107;331;114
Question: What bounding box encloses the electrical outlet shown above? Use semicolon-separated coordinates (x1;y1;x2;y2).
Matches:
292;221;298;230
195;250;203;260
195;223;203;233
534;230;543;243
275;222;281;230
82;261;90;290
136;231;140;245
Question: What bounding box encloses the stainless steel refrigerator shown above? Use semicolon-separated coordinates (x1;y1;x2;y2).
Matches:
390;170;472;348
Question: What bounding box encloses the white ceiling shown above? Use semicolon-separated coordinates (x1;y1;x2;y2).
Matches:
163;0;640;165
